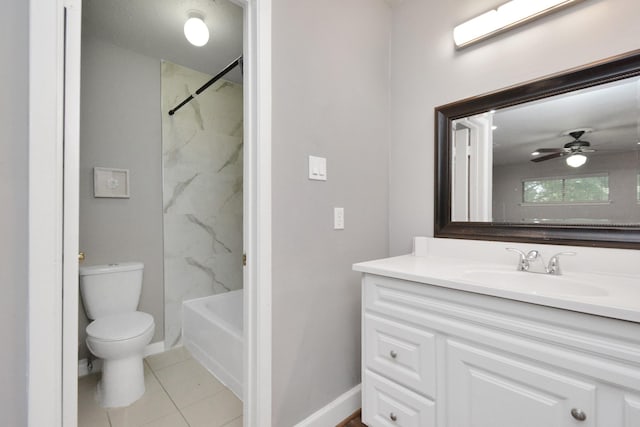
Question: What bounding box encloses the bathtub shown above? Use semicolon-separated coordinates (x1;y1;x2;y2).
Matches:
183;289;243;400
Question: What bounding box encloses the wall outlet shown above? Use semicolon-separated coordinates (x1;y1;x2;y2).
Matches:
334;207;344;230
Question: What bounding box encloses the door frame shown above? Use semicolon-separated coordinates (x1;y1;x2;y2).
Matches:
27;0;272;425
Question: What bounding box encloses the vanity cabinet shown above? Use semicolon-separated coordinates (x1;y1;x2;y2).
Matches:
361;274;640;427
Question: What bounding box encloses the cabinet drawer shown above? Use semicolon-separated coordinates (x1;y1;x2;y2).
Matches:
364;314;436;398
363;370;435;427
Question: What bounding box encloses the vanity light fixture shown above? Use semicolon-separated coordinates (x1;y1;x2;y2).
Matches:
566;153;587;168
184;12;209;47
453;0;582;49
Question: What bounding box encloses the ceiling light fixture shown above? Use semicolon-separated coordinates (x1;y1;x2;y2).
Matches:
453;0;582;49
531;151;540;156
184;12;209;47
566;153;587;168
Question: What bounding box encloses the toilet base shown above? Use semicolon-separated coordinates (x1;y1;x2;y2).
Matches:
96;354;145;408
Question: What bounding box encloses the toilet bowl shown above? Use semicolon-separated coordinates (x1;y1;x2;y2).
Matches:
86;312;155;407
80;262;155;408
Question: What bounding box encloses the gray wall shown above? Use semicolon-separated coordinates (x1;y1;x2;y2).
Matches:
79;35;165;359
0;0;28;424
493;151;640;223
389;0;640;254
271;0;391;425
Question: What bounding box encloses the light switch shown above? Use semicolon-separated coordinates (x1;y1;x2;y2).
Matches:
308;156;327;181
334;207;344;230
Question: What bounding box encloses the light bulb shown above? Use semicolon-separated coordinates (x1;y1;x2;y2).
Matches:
566;153;587;168
184;16;209;47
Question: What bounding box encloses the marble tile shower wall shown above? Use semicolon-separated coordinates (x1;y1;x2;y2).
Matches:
161;61;243;348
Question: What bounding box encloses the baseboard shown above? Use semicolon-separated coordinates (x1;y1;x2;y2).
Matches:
293;384;361;427
143;341;166;358
78;340;165;377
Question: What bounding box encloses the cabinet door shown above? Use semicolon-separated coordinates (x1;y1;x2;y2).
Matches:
364;314;436;398
363;370;436;427
446;339;596;427
624;394;640;427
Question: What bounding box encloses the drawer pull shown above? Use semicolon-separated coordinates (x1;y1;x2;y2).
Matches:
571;408;587;421
389;350;398;359
389;412;397;422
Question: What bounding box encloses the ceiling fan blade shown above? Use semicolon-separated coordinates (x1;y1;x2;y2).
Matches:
531;152;566;162
534;148;564;153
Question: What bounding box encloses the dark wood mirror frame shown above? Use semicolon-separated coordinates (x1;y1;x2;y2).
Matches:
435;50;640;249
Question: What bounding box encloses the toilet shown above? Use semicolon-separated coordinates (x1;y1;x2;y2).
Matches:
79;262;155;408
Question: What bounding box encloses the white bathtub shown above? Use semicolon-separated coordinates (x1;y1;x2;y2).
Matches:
183;289;243;400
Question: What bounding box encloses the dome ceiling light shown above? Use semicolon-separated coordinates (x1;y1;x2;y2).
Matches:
184;12;209;47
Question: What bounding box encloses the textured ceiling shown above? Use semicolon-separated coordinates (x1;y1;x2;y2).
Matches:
83;0;243;82
490;76;640;166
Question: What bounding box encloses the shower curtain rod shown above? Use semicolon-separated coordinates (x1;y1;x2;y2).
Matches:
168;55;243;116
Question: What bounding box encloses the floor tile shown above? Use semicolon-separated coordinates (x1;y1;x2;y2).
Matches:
78;374;110;427
143;362;163;394
158;364;226;408
107;389;178;427
181;389;243;427
153;358;211;389
78;410;111;427
78;373;100;404
139;412;189;427
145;346;192;371
222;416;243;427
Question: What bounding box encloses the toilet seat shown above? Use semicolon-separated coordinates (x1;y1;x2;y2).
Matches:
87;311;154;342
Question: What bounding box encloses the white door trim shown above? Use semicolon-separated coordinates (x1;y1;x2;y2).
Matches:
62;1;82;426
238;0;273;425
28;0;66;425
27;0;272;425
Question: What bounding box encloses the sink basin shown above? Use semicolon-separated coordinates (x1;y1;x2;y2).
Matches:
459;270;610;297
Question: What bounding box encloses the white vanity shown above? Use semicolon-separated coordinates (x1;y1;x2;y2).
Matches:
354;239;640;427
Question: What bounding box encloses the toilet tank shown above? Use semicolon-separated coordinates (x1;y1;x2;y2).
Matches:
79;262;144;319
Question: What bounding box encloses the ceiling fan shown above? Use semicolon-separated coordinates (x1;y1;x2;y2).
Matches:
530;129;596;167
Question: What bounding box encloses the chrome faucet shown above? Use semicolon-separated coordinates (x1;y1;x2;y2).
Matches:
506;248;576;275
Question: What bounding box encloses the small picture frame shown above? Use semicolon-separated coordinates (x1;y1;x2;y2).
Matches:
94;167;130;198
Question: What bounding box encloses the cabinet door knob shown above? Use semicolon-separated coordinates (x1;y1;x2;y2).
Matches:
389;412;397;422
389;350;398;359
571;408;587;421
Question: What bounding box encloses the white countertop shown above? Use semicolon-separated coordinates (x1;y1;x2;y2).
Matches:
353;254;640;323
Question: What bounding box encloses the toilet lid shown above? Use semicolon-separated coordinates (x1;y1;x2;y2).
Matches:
87;312;154;341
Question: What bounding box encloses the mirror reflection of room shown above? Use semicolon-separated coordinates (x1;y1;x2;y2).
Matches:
451;75;640;226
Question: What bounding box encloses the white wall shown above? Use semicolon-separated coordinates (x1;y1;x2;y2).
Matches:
0;0;28;424
389;0;640;254
271;0;391;425
79;36;165;358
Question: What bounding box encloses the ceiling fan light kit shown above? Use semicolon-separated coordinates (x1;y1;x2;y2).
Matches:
566;153;588;168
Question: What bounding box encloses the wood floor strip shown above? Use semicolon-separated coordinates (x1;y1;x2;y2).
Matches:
336;408;366;427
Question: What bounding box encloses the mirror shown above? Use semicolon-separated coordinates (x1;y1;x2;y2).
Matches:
435;50;640;248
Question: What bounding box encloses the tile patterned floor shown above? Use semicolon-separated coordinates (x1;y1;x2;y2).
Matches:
78;347;242;427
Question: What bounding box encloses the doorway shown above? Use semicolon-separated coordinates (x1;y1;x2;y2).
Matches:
27;0;272;426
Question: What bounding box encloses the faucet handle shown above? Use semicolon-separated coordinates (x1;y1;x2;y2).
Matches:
506;248;528;271
547;252;576;275
526;249;541;260
506;248;525;257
